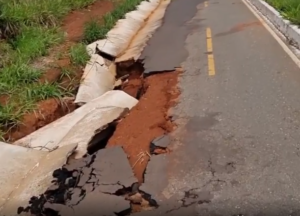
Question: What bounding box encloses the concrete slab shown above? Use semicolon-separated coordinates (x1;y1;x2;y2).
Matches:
2;144;77;215
14;91;138;155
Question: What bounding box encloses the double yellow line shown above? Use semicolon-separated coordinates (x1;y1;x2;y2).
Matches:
204;1;216;76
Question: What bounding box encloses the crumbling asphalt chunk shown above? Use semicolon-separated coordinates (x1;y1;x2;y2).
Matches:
150;135;171;155
151;135;170;148
77;167;93;187
131;189;213;216
140;155;168;200
72;191;130;216
18;146;138;216
93;146;138;193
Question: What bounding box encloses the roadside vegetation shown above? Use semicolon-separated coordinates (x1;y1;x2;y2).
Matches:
265;0;300;25
0;0;143;141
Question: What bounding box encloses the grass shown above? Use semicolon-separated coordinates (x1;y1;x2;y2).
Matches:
265;0;300;25
0;0;98;139
82;0;144;43
0;0;144;141
69;43;90;66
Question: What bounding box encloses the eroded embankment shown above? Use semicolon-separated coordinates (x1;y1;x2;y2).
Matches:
17;68;180;216
2;0;114;142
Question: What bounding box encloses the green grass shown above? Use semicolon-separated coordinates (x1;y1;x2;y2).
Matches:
83;0;144;42
0;0;98;140
265;0;300;25
0;0;144;141
0;0;96;38
23;82;68;102
0;103;23;129
83;20;106;44
12;26;64;61
69;43;90;66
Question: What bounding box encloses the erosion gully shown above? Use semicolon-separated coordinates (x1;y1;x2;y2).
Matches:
17;60;180;216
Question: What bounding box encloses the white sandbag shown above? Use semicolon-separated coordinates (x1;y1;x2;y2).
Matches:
99;0;163;58
74;54;115;105
0;142;77;215
102;17;142;57
58;106;126;159
116;0;171;62
14;90;138;151
86;39;108;56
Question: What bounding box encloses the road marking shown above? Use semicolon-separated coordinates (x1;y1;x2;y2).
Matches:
242;0;300;68
206;28;216;76
204;1;208;7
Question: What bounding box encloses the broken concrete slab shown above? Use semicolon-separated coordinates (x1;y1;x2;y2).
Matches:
14;90;138;155
74;54;116;105
140;155;168;200
67;107;126;158
1;143;77;215
86;39;107;56
58;106;128;159
0;142;47;210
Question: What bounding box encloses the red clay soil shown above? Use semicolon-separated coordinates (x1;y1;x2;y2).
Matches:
42;0;113;84
107;71;180;183
40;0;114;85
4;1;114;142
4;98;75;141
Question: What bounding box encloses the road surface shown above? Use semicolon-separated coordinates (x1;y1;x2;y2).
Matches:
140;0;300;215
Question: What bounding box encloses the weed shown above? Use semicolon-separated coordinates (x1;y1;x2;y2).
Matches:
0;64;42;94
12;26;64;61
60;67;74;80
0;0;97;38
0;41;17;68
69;43;90;66
0;0;145;139
265;0;300;25
23;82;66;102
0;130;5;142
83;0;144;43
83;19;106;44
0;103;22;129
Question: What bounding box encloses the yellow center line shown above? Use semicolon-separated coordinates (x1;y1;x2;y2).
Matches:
206;27;216;76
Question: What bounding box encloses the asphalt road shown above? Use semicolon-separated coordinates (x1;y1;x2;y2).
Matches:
140;0;300;215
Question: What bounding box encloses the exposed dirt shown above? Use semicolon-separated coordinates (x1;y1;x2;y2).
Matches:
0;95;9;105
5;98;76;142
4;0;114;142
107;71;180;183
